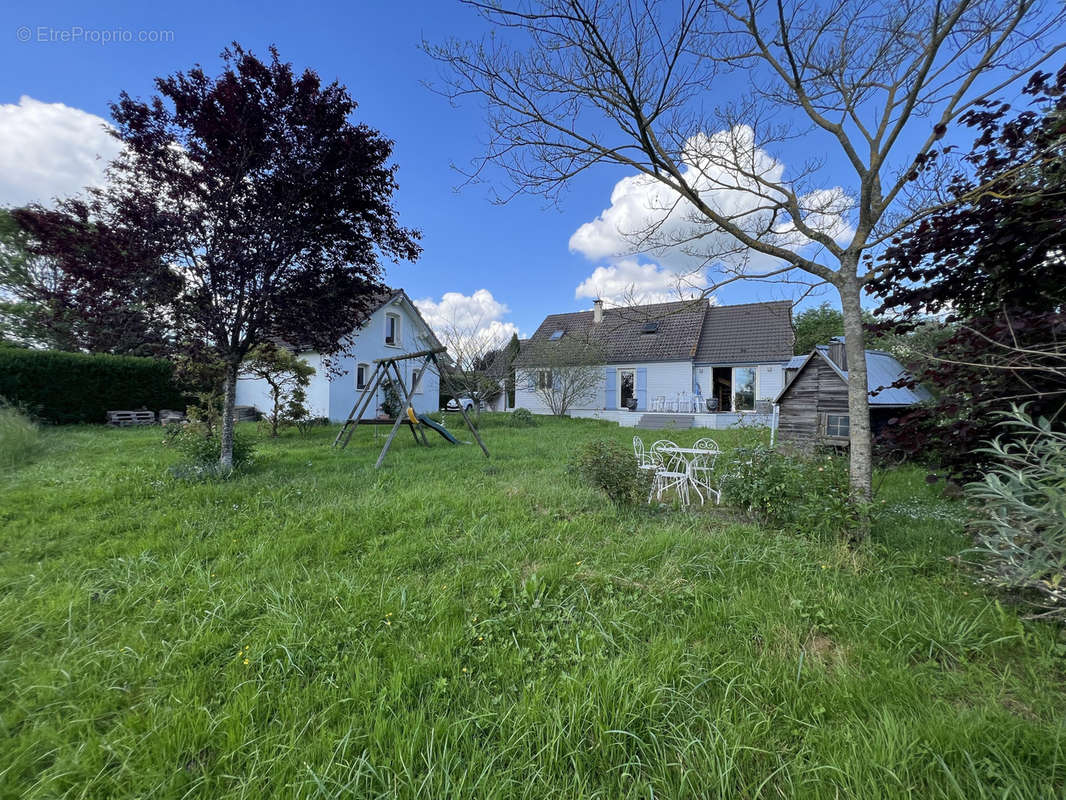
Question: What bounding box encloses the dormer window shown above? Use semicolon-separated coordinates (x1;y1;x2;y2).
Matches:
385;312;401;346
549;329;565;341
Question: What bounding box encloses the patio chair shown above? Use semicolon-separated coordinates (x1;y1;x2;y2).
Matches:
690;437;722;505
648;440;690;505
632;436;658;473
652;395;665;412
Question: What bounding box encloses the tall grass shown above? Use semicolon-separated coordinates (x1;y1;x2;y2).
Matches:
0;403;44;470
0;418;1063;798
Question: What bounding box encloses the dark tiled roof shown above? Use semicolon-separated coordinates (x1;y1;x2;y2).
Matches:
694;300;794;363
516;299;795;367
515;300;707;366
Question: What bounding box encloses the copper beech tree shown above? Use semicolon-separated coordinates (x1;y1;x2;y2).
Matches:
20;44;420;468
430;0;1064;509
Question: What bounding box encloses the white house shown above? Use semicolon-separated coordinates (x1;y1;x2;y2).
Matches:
513;298;794;429
236;288;443;422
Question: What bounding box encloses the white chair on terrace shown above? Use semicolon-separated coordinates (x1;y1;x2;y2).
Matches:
652;395;665;412
648;440;690;505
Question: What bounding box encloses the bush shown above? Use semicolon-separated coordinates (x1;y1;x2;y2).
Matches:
0;402;44;470
962;406;1066;620
164;422;255;478
509;407;537;427
572;439;652;507
720;445;860;538
0;347;185;424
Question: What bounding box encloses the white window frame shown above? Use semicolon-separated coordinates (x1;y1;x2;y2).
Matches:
356;363;369;391
384;312;401;347
732;366;758;412
537;370;553;390
822;412;850;439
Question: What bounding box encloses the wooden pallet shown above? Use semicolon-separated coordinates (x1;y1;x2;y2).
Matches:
107;410;156;427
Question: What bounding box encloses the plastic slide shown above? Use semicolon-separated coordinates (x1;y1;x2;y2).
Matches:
417;414;460;445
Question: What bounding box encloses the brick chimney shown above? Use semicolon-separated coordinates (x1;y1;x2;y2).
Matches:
593;298;603;323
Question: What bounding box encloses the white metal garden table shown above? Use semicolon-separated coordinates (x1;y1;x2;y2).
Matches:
657;445;722;505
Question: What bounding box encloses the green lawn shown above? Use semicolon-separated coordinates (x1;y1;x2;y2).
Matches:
1;416;1064;798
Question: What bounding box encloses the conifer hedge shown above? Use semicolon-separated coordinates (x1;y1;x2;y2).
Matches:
0;347;185;424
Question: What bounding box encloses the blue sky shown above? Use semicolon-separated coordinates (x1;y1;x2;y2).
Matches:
0;1;1045;343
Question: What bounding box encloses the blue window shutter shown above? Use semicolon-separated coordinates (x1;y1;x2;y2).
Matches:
605;367;616;409
636;368;647;411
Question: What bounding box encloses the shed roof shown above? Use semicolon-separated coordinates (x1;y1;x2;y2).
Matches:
775;345;933;406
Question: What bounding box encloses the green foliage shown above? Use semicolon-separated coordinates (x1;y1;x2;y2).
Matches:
0;401;44;470
571;438;652;506
963;406;1066;620
243;344;315;436
380;378;402;418
509;407;536;427
163;422;255;478
0;347;185;424
793;302;844;354
721;446;863;538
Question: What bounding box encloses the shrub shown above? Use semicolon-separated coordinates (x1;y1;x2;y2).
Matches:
572;439;652;507
720;445;860;538
0;347;185;424
962;406;1066;620
0;401;44;470
164;422;255;478
509;407;537;427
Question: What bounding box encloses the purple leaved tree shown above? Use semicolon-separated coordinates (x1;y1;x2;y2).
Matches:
26;44;421;468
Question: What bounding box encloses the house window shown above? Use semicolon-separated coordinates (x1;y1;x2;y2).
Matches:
537;370;553;390
356;363;369;390
549;329;565;341
385;313;401;346
823;413;850;438
733;367;757;412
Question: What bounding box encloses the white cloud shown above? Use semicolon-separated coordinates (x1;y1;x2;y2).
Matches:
569;125;853;278
0;96;120;207
574;258;714;307
415;289;520;361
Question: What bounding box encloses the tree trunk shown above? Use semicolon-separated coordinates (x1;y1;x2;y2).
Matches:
838;276;873;508
220;361;239;471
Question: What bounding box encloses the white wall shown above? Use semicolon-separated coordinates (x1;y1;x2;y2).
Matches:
514;361;693;414
236;353;329;419
235;295;441;422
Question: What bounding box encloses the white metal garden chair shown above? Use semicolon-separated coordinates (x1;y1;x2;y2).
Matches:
689;437;722;505
648;440;690;505
632;436;658;473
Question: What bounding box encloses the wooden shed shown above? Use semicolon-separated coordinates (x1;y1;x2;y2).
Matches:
774;338;931;447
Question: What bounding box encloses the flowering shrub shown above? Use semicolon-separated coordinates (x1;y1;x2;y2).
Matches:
571;439;652;507
720;446;861;538
963;406;1066;620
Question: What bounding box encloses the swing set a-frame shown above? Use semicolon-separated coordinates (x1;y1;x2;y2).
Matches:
331;346;489;468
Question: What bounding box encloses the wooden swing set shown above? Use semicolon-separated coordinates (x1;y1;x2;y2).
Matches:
331;346;489;468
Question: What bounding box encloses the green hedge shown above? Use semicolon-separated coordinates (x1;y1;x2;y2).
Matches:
0;347;186;424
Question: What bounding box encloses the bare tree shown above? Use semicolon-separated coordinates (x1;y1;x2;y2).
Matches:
432;311;511;414
428;0;1064;506
518;337;606;415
